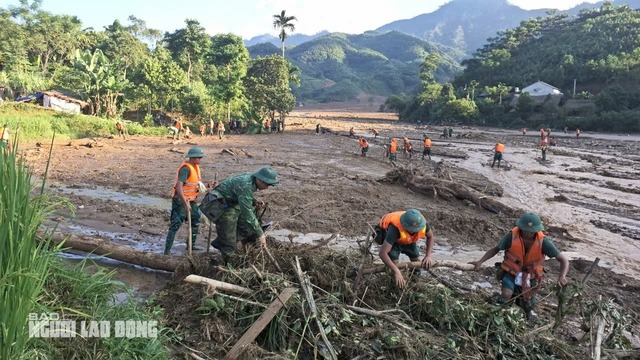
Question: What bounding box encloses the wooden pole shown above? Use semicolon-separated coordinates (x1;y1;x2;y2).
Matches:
184;274;253;296
224;288;297;360
348;259;476;277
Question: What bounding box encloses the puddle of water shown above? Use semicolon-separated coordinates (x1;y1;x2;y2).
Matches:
45;180;170;209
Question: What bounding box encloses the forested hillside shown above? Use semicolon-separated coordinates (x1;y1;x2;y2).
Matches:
389;3;640;132
249;31;464;102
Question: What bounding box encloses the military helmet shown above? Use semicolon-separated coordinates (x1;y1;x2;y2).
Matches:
516;212;544;233
400;209;426;233
253;167;279;186
186;147;205;158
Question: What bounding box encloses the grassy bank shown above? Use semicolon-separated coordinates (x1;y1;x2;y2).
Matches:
26;258;172;359
1;145;171;359
0;103;166;141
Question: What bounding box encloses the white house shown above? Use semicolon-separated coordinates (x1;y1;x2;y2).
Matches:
521;81;562;97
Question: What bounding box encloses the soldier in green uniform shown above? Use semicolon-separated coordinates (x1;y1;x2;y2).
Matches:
208;167;279;261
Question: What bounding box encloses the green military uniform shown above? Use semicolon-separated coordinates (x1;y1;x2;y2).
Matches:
210;174;265;258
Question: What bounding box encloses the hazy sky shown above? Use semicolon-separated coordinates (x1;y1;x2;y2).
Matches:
0;0;602;39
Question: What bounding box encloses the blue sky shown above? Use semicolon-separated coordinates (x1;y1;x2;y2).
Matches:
0;0;600;39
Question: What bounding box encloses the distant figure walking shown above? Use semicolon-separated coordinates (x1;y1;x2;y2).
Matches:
315;124;321;135
540;136;549;161
422;136;432;160
492;142;505;168
522;128;527;136
372;128;379;139
576;128;581;138
217;121;225;140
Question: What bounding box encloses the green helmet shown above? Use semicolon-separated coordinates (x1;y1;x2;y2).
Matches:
186;147;205;158
516;212;544;233
400;209;426;233
253;167;279;186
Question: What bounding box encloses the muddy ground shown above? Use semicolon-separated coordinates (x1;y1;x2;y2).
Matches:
22;108;640;356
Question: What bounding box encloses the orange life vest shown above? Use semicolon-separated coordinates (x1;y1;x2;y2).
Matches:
501;227;545;279
390;139;397;153
359;138;368;148
171;162;201;201
540;137;548;147
424;139;431;148
540;129;545;135
495;143;505;153
379;211;427;245
176;120;183;129
116;122;123;131
265;120;270;128
217;122;224;130
199;125;205;132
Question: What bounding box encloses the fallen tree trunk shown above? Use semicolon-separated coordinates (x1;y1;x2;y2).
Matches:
382;168;514;215
348;260;476;277
44;232;183;272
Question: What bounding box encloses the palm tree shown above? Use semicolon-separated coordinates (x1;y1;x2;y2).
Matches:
273;10;297;58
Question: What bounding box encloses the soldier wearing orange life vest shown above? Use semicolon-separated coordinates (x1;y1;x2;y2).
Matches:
469;213;569;319
402;137;412;158
358;137;369;157
164;147;212;255
422;136;432;160
372;128;379;139
491;142;505;168
540;136;549;161
373;209;435;288
388;138;398;162
217;121;225;140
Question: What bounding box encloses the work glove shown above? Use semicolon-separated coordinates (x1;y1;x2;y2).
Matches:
197;181;207;193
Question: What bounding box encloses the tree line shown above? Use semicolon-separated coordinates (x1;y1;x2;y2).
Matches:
0;0;298;130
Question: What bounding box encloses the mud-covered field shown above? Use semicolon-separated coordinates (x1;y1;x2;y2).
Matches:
23;109;640;357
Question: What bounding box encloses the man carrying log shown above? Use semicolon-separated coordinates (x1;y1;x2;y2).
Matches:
164;147;212;255
469;213;569;320
204;167;279;262
491;142;505;168
373;209;435;288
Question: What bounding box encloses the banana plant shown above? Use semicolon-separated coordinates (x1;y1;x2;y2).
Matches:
72;49;127;116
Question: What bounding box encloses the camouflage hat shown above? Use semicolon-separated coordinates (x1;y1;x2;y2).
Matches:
400;209;426;233
186;147;205;158
253;167;279;186
516;212;544;233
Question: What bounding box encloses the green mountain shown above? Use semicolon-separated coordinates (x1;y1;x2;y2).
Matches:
454;4;640;95
248;31;464;102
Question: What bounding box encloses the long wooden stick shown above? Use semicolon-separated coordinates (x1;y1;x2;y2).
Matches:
184;274;253;296
581;257;600;285
295;256;338;360
264;247;283;273
348;259;476;277
224;288;297;360
187;207;193;257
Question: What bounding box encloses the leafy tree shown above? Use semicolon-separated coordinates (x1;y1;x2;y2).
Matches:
138;46;187;113
164;19;212;85
273;10;297;58
384;95;407;115
244;55;295;130
438;98;479;123
208;33;250;122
